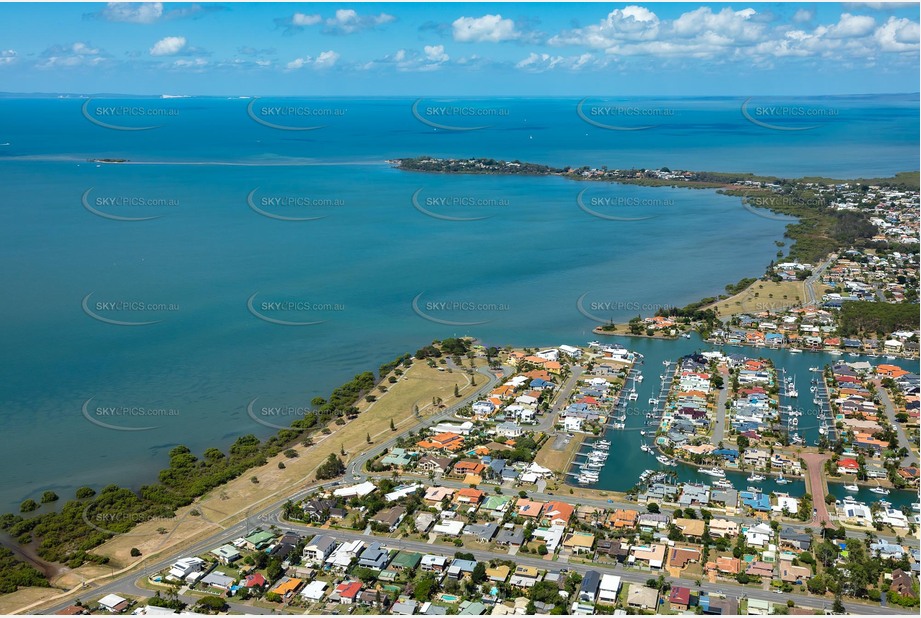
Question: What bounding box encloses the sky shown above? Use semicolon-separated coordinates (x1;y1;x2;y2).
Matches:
0;2;918;96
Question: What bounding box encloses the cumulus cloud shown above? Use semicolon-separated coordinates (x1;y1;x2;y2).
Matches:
515;52;599;72
452;14;521;42
550;5;661;47
325;9;395;34
36;42;107;68
286;50;340;70
824;13;877;38
874;16;920;51
150;36;187;56
423;44;449;63
792;9;814;24
0;49;17;65
99;2;163;23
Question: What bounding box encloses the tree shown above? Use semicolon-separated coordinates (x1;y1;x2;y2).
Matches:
390;417;397;430
316;454;346;480
19;499;38;513
647;503;660;514
40;491;59;503
195;596;227;613
130;548;141;557
366;433;372;444
832;595;845;614
472;562;487;584
414;575;437;601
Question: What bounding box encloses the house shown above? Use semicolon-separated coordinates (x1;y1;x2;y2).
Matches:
466;522;499;543
243;529;276;551
415;512;436;533
627;586;659;610
509;565;540;589
421;554;450;572
448;559;478;580
304;535;337;564
391;600;418;615
453;460;486;477
669;586;692;611
390;551;422;571
168;556;205;581
300;580;328;601
334;581;363;604
423;486;455;504
669;547;701;570
708;519;740;538
302;498;337;522
54;606;87;616
417;432;464;452
495;527;525;546
372;506;406;532
486;565;511;583
542;501;574;526
779;527;812;551
779;561;811;584
746;561;775;579
97;594;130;614
200;571;235;591
630;544;667;569
716;556;742;575
243;573;266;588
454;488;485;505
596;539;630;563
596;573;621;605
609;509;639;529
432;519;465;537
270;577;304;598
744;523;774;547
481;494;513;515
358;542;391;570
637;513;670;531
333;481;378;498
563;533;595;554
516;498;545;518
579;570;601;603
890;568;916;598
837;458;860;475
326;540;365;571
417;456;452;476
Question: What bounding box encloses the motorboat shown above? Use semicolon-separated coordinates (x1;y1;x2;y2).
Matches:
788;348;802;353
713;479;734;490
656;455;671;466
641;443;652;453
747;473;765;482
843;484;858;492
700;467;726;478
869;486;890;495
596;440;611;448
776;474;791;484
809;367;820;372
635;374;644;383
648;398;659;405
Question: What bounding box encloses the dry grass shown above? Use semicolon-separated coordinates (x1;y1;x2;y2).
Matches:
18;357;487;613
0;587;62;615
705;280;824;317
535;434;584;475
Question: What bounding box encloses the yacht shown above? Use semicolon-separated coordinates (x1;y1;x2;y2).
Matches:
911;502;920;513
639;430;646;436
776;474;791;484
641;443;652;453
787;377;798;398
843;484;859;492
700;467;726;478
884;355;897;360
869;486;890;495
788;348;802;353
663;360;671;366
713;479;734;490
627;391;638;401
828;350;842;356
747;473;765;482
818;425;827;436
635;374;644;383
809;366;820;372
648;397;659;405
596;440;611;448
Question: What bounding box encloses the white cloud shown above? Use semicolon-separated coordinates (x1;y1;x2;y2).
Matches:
671;7;762;42
0;49;17;65
825;13;877;38
292;13;321;27
172;57;207;69
423;45;449;63
325;9;394;34
101;2;163;24
792;9;814;24
516;52;599;72
549;6;660;47
150;36;186;56
37;42;106;69
452;14;520;43
874;16;920;51
286;51;340;70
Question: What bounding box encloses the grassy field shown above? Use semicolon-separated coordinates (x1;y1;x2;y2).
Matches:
704;279;822;317
534;434;584;476
10;357;488;614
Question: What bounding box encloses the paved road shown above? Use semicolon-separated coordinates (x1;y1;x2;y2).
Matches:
712;367;730;445
804;257;834;307
801;452;831;527
873;378;919;467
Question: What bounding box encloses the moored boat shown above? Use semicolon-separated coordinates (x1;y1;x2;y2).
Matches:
700;467;725;478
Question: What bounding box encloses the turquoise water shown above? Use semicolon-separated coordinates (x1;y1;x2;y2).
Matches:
0;95;917;513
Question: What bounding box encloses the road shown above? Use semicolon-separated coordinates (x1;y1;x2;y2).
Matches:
803;257;834;307
873;378;919;467
801;452;831;527
712;367;730;445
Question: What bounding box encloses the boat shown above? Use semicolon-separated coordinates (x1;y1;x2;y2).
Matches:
787;376;798;398
884;355;897;360
809;366;820;372
682;333;691;339
635;374;644;383
641;443;652;453
648;397;659;405
611;422;625;429
843;484;858;492
663;360;671;366
818;425;827;436
656;455;671;466
788;348;802;353
700;467;726;478
776;474;791;484
639;430;646;436
627;392;638;401
596;440;611;448
828;350;842;356
747;473;765;482
713;479;734;490
869;486;890;495
911;502;920;512
613;415;626;422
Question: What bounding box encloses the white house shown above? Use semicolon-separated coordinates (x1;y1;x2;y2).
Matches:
564;417;583;432
597;574;622;604
333;481;377;498
432;520;465;537
537;349;560;362
745;523;774;548
168;557;205;581
98;594;130;613
559;345;583;359
300;580;329;601
326;540;365;570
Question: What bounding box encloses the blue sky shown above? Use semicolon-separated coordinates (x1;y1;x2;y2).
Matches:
0;2;918;95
